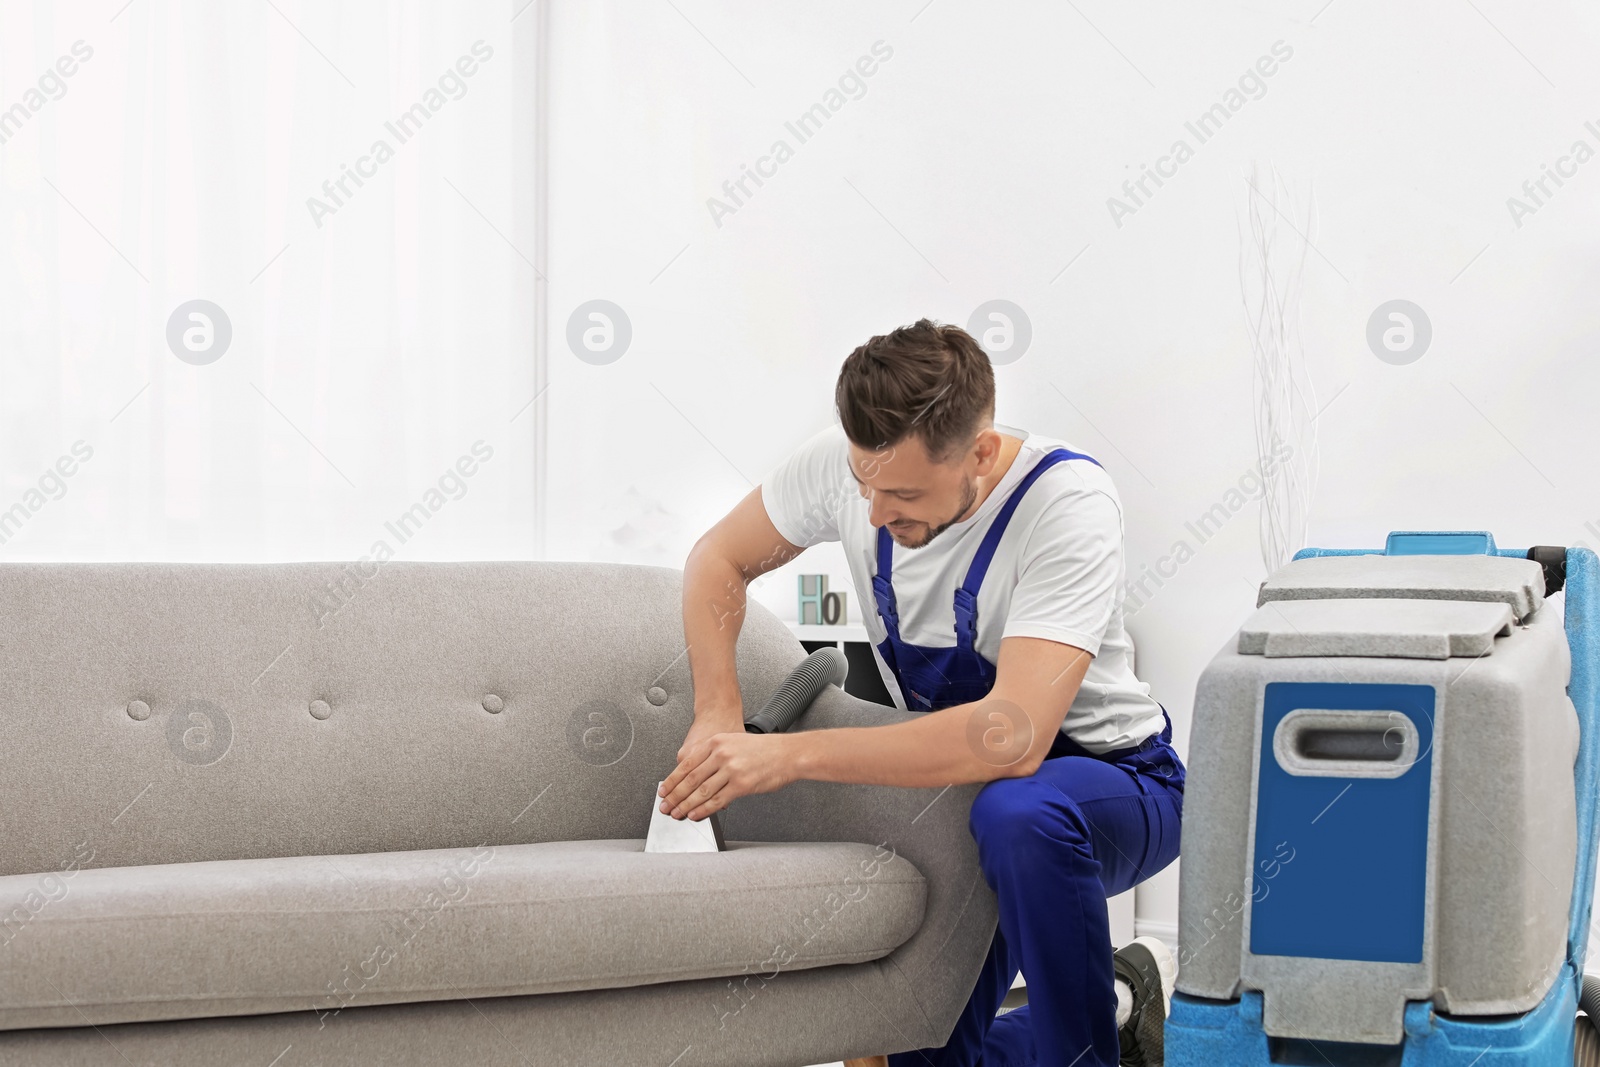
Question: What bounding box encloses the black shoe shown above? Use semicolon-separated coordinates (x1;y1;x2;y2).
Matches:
1115;936;1176;1067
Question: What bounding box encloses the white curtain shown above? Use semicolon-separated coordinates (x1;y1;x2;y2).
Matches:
0;0;544;561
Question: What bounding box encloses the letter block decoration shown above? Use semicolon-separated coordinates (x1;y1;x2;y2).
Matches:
797;574;848;625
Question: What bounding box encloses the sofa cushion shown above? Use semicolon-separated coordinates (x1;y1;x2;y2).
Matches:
0;838;924;1030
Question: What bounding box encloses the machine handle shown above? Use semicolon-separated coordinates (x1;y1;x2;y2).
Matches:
1273;708;1420;779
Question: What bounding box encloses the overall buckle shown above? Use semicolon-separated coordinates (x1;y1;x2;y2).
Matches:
873;575;899;626
953;588;978;645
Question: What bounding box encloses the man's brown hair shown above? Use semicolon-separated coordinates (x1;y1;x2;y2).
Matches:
835;318;996;464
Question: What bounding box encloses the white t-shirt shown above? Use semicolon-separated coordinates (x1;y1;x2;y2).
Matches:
761;421;1165;754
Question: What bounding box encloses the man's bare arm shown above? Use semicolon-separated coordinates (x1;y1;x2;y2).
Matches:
787;636;1093;787
681;486;806;737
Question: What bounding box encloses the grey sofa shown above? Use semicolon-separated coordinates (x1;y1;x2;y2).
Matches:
0;561;997;1066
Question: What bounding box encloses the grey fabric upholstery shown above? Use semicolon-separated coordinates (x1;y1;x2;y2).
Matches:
0;562;997;1065
0;838;926;1031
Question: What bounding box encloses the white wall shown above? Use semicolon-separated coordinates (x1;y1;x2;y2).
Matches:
546;0;1600;937
0;0;541;563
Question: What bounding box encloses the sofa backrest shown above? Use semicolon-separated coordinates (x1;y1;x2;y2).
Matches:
0;561;805;876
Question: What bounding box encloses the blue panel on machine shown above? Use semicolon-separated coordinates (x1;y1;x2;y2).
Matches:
1250;681;1435;963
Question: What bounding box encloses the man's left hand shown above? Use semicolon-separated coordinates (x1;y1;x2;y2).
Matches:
658;730;796;822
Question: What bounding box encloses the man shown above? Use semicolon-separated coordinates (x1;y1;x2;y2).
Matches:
660;319;1185;1066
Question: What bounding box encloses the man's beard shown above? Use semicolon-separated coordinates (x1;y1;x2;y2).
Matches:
893;475;977;549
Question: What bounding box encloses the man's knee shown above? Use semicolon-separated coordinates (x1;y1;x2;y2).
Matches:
969;775;1088;856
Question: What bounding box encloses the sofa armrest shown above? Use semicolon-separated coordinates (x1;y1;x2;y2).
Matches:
719;685;998;1050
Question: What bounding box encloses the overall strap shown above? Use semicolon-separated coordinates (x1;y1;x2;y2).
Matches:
871;524;908;682
952;447;1102;648
872;524;901;637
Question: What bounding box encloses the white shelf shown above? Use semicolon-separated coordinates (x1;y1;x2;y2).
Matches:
785;621;872;644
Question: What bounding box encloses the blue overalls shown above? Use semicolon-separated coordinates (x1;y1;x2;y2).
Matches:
876;447;1186;1067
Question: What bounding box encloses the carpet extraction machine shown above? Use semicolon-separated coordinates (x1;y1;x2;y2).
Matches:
1167;530;1600;1066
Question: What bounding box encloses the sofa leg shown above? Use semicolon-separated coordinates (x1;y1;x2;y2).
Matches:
844;1058;888;1067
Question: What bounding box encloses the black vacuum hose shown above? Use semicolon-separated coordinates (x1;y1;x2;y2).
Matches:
1577;973;1600;1065
744;646;848;735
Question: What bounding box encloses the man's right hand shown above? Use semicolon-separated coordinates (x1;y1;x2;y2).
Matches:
677;702;746;764
679;484;805;772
